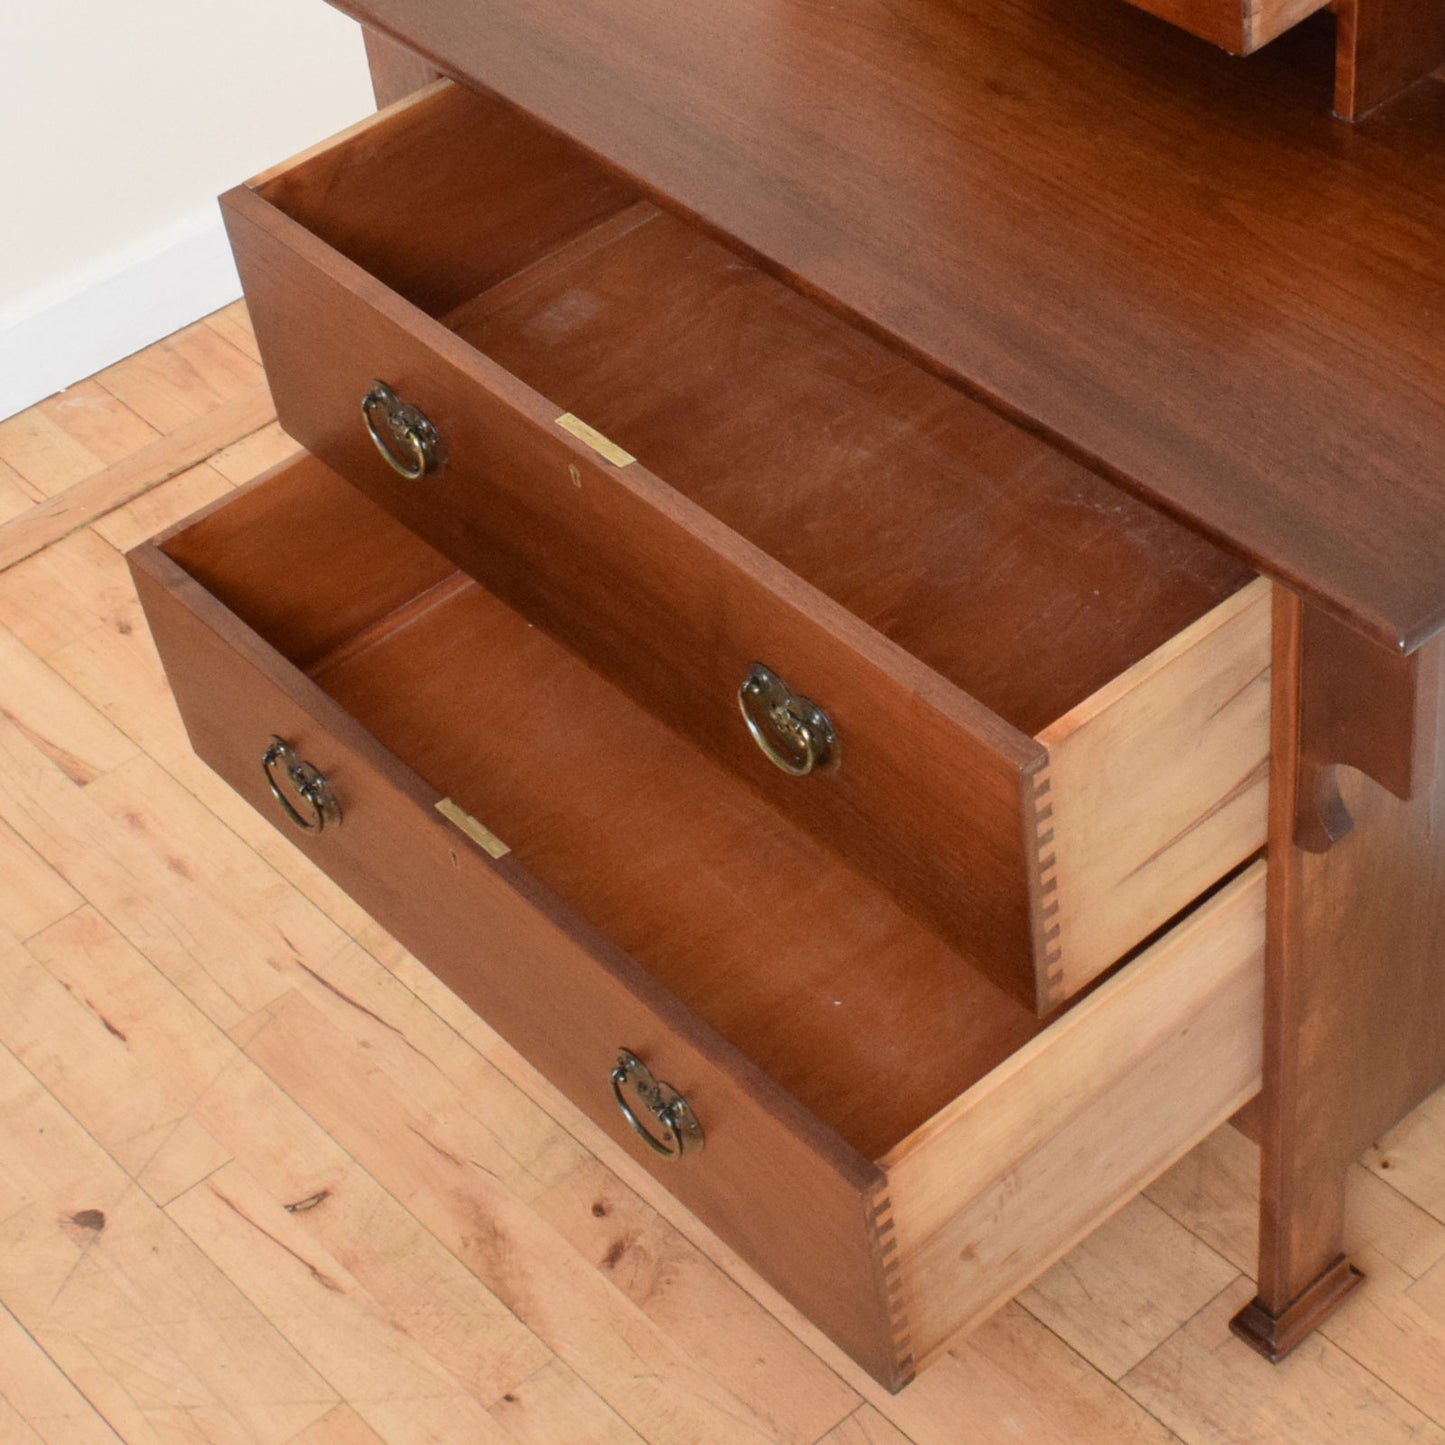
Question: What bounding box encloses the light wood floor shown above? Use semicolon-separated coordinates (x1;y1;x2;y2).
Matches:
2;307;1445;1445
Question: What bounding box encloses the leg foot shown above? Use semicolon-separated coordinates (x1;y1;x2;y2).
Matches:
1230;1256;1364;1363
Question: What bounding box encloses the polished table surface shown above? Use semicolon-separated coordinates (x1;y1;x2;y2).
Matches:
337;0;1445;654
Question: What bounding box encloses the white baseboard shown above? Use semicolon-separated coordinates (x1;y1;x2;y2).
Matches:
0;210;242;423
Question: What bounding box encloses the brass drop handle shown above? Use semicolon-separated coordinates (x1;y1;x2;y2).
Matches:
262;736;342;834
362;380;441;480
738;663;839;777
610;1049;704;1160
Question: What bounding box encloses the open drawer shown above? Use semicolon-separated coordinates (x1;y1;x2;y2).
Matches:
129;453;1265;1390
220;80;1270;1014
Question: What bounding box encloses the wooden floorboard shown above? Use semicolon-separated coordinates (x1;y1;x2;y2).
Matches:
0;386;275;573
1;308;1443;1444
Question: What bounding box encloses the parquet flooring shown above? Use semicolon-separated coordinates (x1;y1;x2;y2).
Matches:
1;305;1443;1443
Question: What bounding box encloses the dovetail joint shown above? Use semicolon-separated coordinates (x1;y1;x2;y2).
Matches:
1028;763;1066;1004
870;1187;915;1384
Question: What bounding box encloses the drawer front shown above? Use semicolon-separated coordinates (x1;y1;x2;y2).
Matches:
883;861;1266;1369
222;168;1051;1010
127;519;904;1390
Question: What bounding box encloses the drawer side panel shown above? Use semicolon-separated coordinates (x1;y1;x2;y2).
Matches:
1039;576;1271;1003
883;862;1266;1368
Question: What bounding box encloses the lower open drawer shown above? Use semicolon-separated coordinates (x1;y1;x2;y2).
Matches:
129;451;1266;1390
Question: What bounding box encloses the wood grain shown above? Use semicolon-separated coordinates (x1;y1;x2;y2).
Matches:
335;0;1445;655
34;381;157;470
1019;1192;1237;1380
1039;577;1271;1000
5;319;1445;1440
893;1302;1180;1444
530;1160;858;1443
1118;0;1329;51
0;1042;339;1444
5;915;553;1434
486;1359;647;1445
95;319;262;436
0;1301;122;1445
1243;582;1445;1335
0;458;41;527
1335;0;1445;118
440;196;1249;735
128;471;909;1388
817;1408;915;1445
224;79;1262;1010
1128;1277;1445;1445
0;818;79;943
288;1407;389;1445
1297;597;1442;850
129;445;1278;1391
241;990;856;1440
0;408;108;499
882;863;1265;1368
147;456;1043;1157
253;81;639;322
0;387;273;574
362;25;440;107
223;177;1051;1011
167;1166;523;1444
0;527;141;660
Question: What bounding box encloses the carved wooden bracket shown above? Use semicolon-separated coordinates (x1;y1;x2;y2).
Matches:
1296;603;1443;850
1333;0;1445;121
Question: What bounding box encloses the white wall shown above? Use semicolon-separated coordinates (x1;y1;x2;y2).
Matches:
0;0;377;420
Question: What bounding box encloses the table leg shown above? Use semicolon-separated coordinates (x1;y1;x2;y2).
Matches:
1233;590;1445;1359
1333;0;1445;121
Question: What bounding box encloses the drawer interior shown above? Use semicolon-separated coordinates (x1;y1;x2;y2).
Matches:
256;81;1254;738
163;460;1046;1161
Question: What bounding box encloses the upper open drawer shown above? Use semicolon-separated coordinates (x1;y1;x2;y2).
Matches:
220;80;1269;1013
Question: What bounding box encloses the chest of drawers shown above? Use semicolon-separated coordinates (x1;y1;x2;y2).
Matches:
131;0;1445;1393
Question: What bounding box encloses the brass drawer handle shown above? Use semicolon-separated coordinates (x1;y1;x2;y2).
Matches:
738;663;839;776
262;736;342;834
610;1049;704;1160
362;380;441;480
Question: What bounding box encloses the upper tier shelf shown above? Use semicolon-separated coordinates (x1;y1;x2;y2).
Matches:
336;0;1445;655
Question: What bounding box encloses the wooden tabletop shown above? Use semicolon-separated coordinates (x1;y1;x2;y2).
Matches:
335;0;1445;654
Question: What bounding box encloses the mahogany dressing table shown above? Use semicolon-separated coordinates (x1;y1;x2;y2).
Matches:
128;0;1445;1388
